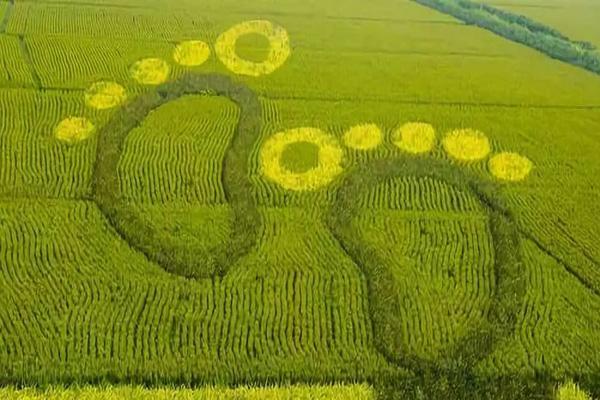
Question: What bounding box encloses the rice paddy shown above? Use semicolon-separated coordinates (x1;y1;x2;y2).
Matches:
0;0;599;399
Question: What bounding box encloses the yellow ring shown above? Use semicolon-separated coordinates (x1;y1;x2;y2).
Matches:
260;127;343;191
215;20;291;77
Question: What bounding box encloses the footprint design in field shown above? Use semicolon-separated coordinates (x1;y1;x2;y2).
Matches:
53;20;533;372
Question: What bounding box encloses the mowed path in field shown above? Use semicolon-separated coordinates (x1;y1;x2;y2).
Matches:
0;0;600;385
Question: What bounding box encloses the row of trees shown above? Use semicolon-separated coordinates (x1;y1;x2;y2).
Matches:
414;0;600;75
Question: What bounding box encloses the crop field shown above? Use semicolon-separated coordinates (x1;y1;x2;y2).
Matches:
478;0;600;49
0;0;599;398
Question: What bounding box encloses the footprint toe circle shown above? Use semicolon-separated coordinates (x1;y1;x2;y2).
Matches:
343;123;383;150
489;152;533;181
130;58;170;85
443;128;491;161
85;81;127;110
55;117;95;144
174;40;211;67
393;122;436;154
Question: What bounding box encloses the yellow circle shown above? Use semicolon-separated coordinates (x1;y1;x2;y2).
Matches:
393;122;436;154
84;81;127;110
215;20;291;77
343;123;383;150
130;58;170;85
443;128;490;161
488;152;532;182
260;127;343;191
173;40;211;67
55;117;95;144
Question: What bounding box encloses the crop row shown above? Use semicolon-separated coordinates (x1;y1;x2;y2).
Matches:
118;95;238;205
0;200;385;384
0;89;100;199
0;384;375;400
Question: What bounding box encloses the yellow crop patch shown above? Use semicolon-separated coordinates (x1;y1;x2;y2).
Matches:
130;58;170;85
85;81;127;110
556;381;592;400
488;152;533;181
393;122;436;154
215;20;291;77
54;117;95;144
443;128;491;161
174;40;211;67
343;123;383;150
260;127;343;191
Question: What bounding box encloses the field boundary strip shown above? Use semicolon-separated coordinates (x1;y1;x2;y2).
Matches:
411;0;600;76
16;34;41;89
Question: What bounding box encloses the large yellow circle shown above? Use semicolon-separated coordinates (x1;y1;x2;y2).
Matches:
215;20;291;77
260;127;343;191
55;117;95;144
130;58;170;85
343;123;383;150
85;81;127;110
488;152;532;181
393;122;436;154
443;128;490;161
173;40;211;67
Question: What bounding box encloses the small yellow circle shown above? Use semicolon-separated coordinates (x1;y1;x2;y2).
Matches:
260;127;343;191
84;81;127;110
130;58;170;85
488;152;532;181
215;20;291;77
343;123;383;150
443;128;490;161
393;122;436;154
173;40;211;67
55;117;95;144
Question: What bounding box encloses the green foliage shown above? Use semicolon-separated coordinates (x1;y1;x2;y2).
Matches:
556;380;592;400
326;156;527;378
0;384;375;400
413;0;600;75
0;200;387;385
2;0;600;395
92;74;262;278
279;141;320;173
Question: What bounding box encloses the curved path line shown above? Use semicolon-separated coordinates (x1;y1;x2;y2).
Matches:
91;73;261;278
326;156;527;374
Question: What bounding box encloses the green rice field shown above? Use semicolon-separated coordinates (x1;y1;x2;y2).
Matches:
0;0;599;398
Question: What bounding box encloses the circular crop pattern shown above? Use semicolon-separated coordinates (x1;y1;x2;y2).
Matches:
261;127;343;191
174;40;211;67
130;58;170;85
393;122;436;154
488;152;533;181
55;117;95;144
215;20;291;77
343;123;383;150
443;128;490;161
85;81;127;110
